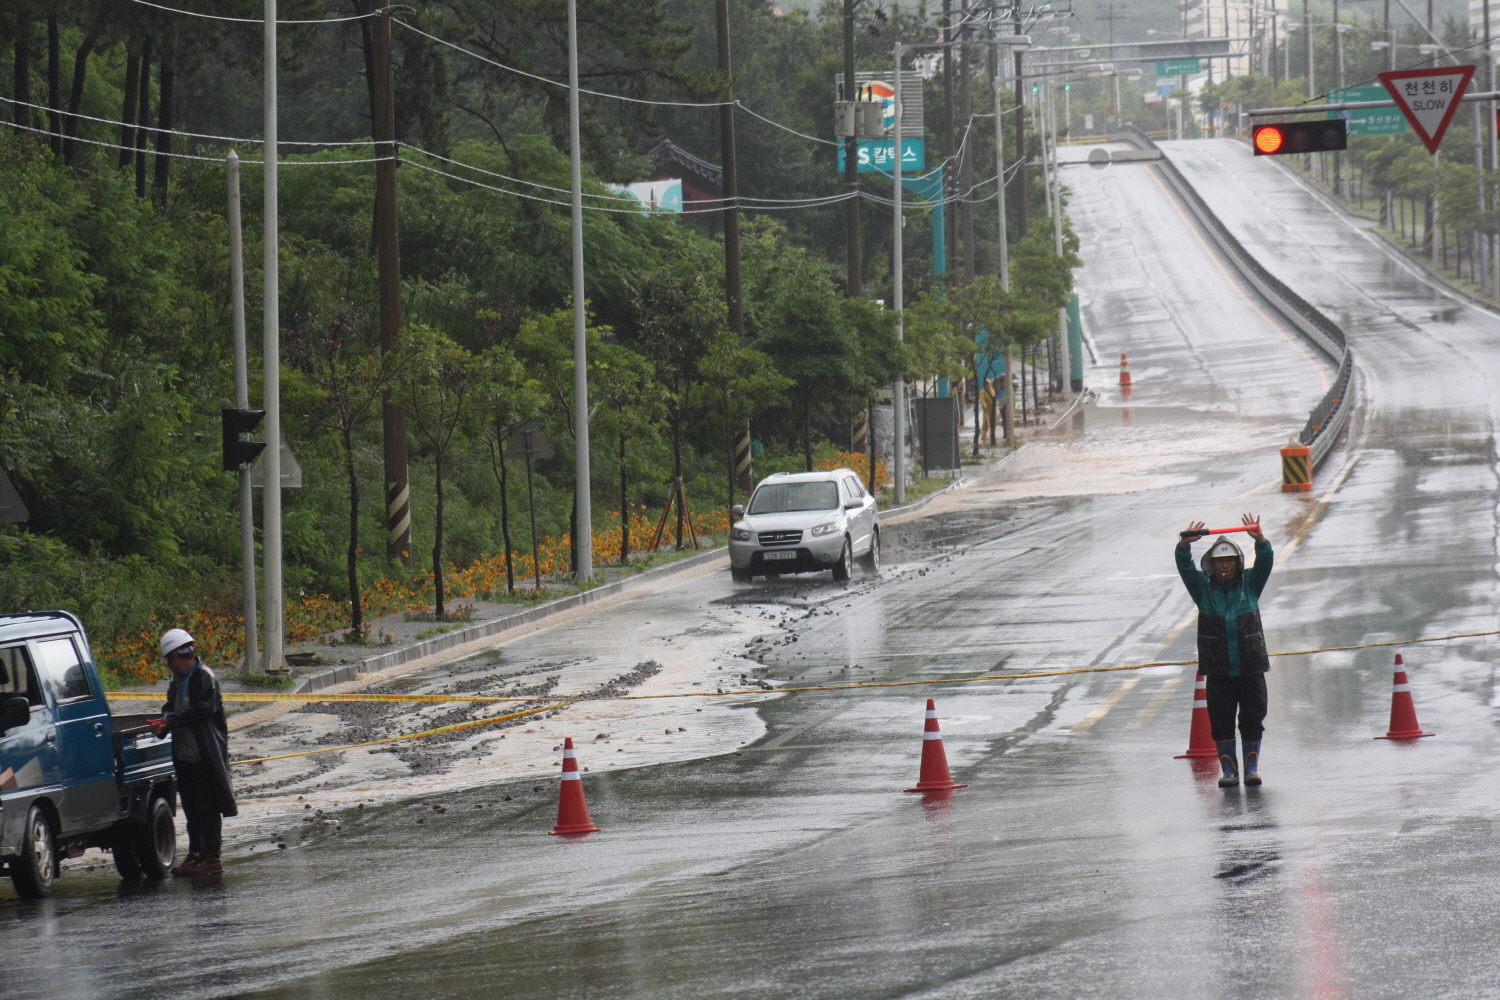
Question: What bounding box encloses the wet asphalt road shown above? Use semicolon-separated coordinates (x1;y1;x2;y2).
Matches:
5;141;1500;999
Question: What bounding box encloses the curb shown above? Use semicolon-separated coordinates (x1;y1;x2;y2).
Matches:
291;546;729;694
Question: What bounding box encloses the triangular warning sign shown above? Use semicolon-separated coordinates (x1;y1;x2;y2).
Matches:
1379;65;1475;154
0;467;28;523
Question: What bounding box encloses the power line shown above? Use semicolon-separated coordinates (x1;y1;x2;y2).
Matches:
736;103;841;147
1;120;390;165
129;0;377;24
407;156;856;213
394;20;733;108
0;95;380;146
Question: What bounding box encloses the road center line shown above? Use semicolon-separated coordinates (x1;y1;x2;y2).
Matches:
1125;672;1186;730
1070;674;1143;733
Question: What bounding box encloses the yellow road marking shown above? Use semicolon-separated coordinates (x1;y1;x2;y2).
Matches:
1146;164;1330;392
1071;675;1143;733
1125;672;1186;730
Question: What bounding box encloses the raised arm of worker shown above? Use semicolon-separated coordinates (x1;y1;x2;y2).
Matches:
1242;513;1273;596
1175;520;1208;604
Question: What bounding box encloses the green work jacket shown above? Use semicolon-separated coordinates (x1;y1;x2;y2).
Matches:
1175;539;1274;677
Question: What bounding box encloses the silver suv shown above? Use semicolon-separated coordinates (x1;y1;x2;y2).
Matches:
728;470;880;583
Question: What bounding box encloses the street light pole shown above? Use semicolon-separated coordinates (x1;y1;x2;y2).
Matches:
227;150;257;675
566;0;592;580
844;0;862;297
262;0;284;672
892;43;906;505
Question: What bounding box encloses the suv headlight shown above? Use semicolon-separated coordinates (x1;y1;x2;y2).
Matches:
731;527;753;541
810;521;840;537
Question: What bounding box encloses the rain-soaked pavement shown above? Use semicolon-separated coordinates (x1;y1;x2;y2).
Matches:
5;140;1500;999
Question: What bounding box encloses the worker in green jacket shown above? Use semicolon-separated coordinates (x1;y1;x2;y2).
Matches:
1175;514;1273;788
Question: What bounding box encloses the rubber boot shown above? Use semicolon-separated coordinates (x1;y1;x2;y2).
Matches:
1216;739;1240;788
1242;738;1262;786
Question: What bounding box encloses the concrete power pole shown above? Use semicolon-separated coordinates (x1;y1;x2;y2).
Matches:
372;3;412;569
262;0;284;672
844;0;862;297
227;150;258;674
717;0;754;497
567;0;593;580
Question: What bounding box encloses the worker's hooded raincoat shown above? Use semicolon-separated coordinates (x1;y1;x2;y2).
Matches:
1175;538;1274;677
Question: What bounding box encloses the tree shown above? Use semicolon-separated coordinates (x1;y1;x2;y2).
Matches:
479;357;544;594
632;269;723;548
590;343;664;563
741;220;867;470
695;330;788;507
287;305;410;636
398;325;517;617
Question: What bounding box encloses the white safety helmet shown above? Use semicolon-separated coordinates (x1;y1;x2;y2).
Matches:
1200;537;1244;575
159;628;196;658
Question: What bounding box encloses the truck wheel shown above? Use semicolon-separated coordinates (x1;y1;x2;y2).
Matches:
11;805;57;899
132;797;176;879
731;567;751;583
831;538;852;582
111;832;144;879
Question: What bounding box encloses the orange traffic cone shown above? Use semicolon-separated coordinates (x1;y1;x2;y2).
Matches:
905;699;968;792
1174;673;1218;759
550;737;601;834
1118;353;1133;387
1375;654;1434;740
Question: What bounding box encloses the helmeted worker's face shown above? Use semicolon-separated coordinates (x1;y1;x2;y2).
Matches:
1212;556;1239;582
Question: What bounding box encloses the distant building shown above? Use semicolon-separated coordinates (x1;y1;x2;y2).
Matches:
647;140;722;222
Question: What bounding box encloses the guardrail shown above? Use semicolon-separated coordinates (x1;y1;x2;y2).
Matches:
1113;126;1353;468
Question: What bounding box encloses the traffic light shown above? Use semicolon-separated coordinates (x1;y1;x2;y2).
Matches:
222;408;266;472
1251;119;1347;155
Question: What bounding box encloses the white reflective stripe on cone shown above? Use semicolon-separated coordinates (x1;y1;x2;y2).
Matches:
563;749;576;758
925;710;937;719
923;731;943;739
560;771;582;780
1393;683;1411;692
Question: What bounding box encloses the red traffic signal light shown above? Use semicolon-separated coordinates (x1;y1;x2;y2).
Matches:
1251;119;1347;155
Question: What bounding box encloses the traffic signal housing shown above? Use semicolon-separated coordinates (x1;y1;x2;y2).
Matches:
222;408;266;472
1252;119;1347;155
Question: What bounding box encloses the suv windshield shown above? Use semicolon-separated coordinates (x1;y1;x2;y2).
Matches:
748;481;840;514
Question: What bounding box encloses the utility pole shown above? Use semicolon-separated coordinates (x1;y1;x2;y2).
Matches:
717;0;753;496
227;151;258;675
991;22;1015;445
1098;3;1125;125
1014;9;1026;238
566;0;593;580
961;0;976;281
1332;0;1342;194
844;0;862;297
943;0;957;273
1303;0;1312;98
893;45;906;505
262;0;284;673
372;2;411;569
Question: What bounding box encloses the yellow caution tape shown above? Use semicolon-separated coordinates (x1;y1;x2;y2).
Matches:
108;691;554;705
111;627;1500;708
121;628;1500;766
228;702;570;766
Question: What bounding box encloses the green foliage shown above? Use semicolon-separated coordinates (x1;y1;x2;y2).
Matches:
0;1;1083;658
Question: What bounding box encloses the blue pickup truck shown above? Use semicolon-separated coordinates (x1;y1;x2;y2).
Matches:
0;611;178;898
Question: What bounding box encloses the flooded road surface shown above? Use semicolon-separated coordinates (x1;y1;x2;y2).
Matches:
5;142;1500;1000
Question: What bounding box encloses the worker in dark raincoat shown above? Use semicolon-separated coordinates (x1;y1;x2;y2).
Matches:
1175;514;1273;788
149;628;238;875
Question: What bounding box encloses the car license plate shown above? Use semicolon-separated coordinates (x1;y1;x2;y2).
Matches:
764;550;797;560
